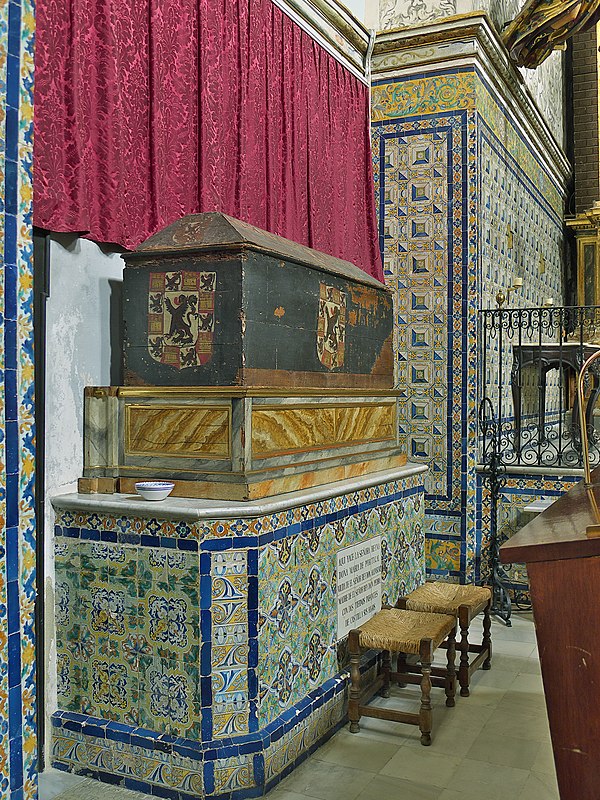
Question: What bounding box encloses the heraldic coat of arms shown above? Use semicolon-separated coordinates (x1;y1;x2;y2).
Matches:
147;271;216;369
317;283;346;370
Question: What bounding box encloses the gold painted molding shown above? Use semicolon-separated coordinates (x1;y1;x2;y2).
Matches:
94;386;403;399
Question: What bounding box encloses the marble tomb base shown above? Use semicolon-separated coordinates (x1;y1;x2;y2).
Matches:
81;387;405;501
51;465;425;799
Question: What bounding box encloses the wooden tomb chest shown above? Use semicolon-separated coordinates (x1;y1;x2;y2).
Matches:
122;213;393;389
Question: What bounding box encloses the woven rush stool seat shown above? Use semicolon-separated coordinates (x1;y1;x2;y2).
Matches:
348;607;457;746
398;582;492;697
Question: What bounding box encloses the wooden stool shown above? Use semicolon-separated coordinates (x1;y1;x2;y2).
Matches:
348;607;457;746
398;582;492;697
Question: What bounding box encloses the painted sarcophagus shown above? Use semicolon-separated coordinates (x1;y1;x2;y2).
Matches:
122;213;393;389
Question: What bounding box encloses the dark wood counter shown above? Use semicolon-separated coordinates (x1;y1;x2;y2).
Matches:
500;474;600;800
501;476;600;564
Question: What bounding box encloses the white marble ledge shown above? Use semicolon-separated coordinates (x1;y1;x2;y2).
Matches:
51;463;428;522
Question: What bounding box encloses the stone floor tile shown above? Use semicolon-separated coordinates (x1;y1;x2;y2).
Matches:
469;666;519;690
268;790;318;800
449;758;530;799
341;713;416;745
488;624;538;644
466;730;542;770
532;742;557;775
401;726;481;759
510;672;545;694
354;772;441;800
517;771;560;800
481;709;552;743
426;701;496;743
491;639;537;658
51;779;150;800
38;769;88;800
487;653;538;674
315;731;398;771
495;693;552;722
379;747;460;787
277;760;374;800
522;657;543;675
454;683;507;707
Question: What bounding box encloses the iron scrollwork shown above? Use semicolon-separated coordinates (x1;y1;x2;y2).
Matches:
478;305;600;624
479;398;513;626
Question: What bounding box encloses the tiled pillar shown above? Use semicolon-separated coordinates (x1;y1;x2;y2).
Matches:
0;0;36;796
371;15;570;583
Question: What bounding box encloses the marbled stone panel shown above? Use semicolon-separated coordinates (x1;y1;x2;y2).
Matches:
125;404;231;458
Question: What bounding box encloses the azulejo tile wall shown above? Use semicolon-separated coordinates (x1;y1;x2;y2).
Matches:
52;472;425;799
372;65;566;582
0;0;36;797
257;492;424;728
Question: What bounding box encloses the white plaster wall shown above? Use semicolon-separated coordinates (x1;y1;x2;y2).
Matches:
43;235;124;757
364;0;379;29
343;0;367;24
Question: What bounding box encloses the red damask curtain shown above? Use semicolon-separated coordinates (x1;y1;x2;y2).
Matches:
34;0;383;280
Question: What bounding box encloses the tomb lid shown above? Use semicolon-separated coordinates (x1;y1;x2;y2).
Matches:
125;212;386;291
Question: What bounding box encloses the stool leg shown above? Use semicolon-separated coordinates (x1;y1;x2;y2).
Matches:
419;638;433;746
380;649;391;698
458;605;470;697
482;594;492;670
395;597;408;686
396;651;407;687
445;627;456;708
348;629;361;733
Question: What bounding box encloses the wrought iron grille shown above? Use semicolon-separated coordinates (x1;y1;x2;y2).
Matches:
478;305;600;625
478;305;600;470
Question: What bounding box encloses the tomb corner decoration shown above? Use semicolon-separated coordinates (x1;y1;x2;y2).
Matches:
502;0;600;68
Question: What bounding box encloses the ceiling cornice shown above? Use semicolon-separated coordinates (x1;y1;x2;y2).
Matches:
271;0;371;83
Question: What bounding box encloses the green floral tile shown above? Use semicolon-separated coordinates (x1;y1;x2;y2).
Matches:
94;633;120;659
55;539;81;580
342;515;360;546
89;655;136;715
79;541;109;587
55;577;80;635
139;658;201;737
106;544;138;580
121;630;153;671
138;584;200;663
85;579;137;643
138;547;169;589
318;522;335;554
299;528;324;560
166;550;199;589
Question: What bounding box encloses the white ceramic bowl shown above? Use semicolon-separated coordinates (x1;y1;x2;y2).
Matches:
135;481;175;501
